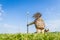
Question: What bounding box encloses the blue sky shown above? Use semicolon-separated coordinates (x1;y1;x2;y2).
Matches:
0;0;60;33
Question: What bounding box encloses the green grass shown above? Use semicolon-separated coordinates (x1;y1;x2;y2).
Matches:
0;32;60;40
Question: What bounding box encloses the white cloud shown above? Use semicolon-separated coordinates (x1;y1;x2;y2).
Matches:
3;23;18;29
0;4;2;6
3;24;15;28
0;4;2;10
44;6;60;18
4;24;9;27
0;17;3;21
0;4;4;16
0;23;19;33
45;20;60;32
44;6;60;32
0;4;4;21
0;13;2;16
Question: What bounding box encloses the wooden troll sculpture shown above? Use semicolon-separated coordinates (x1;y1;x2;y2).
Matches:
27;12;45;33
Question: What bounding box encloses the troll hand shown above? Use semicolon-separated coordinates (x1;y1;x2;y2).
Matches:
27;24;29;27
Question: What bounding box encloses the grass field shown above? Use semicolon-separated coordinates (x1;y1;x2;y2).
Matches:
0;32;60;40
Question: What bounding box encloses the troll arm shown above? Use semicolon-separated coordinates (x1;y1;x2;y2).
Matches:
27;22;34;26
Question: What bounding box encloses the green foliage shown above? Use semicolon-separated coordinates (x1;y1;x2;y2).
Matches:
0;32;60;40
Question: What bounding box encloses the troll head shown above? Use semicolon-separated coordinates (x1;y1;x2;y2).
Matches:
33;12;42;19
